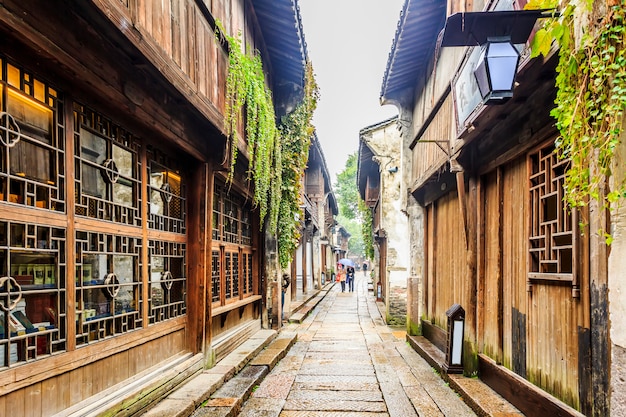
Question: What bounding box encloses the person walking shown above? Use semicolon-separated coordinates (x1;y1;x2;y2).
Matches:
281;273;290;320
346;266;355;292
362;262;368;276
337;264;346;292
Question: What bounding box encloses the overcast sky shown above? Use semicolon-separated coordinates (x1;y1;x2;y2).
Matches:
298;0;405;183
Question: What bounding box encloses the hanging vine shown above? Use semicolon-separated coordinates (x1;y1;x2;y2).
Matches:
276;62;320;268
221;26;279;224
528;0;626;242
220;24;319;266
359;199;375;260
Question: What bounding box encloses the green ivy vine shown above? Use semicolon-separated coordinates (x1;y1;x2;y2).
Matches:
528;0;626;242
220;24;319;267
359;200;374;260
222;28;278;223
276;63;319;268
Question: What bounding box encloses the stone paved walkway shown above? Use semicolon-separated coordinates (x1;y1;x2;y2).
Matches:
239;275;477;417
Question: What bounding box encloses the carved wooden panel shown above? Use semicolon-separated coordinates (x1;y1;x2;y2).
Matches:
528;144;578;295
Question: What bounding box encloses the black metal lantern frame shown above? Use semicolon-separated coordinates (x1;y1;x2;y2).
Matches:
473;36;520;104
440;9;552;105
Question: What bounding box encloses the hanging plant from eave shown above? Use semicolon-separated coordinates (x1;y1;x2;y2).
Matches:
528;0;626;243
221;26;279;224
276;62;320;269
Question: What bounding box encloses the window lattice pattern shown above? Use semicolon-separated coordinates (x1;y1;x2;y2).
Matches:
212;183;251;245
148;146;186;234
0;221;66;367
0;58;65;212
75;231;142;346
148;240;186;324
528;145;575;281
211;250;220;303
243;252;253;295
74;104;141;226
211;180;255;305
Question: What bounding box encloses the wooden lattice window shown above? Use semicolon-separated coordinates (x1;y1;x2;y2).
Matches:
75;231;142;346
74;104;141;226
243;252;253;295
0;221;66;367
148;147;186;234
148;240;186;324
211;250;221;303
0;57;65;212
528;143;579;297
211;180;255;307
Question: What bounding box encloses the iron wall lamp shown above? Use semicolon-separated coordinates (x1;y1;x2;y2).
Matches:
440;9;552;105
474;36;520;104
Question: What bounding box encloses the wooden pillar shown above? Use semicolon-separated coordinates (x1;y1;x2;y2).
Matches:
187;162;209;355
65;98;77;351
588;163;609;416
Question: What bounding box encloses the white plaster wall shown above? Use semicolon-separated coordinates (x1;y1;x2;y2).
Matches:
609;120;626;415
365;119;409;323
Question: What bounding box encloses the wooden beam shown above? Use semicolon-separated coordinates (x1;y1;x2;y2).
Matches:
479;354;583;417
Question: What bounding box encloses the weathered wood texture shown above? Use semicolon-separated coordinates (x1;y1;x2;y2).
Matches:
425;192;468;329
411;95;454;190
425;150;589;410
98;0;232;123
0;328;186;416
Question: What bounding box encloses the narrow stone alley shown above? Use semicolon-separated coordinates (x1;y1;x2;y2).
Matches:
237;275;477;416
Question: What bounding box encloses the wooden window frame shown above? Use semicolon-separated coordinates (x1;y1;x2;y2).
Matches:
0;58;65;212
527;142;580;298
211;181;256;308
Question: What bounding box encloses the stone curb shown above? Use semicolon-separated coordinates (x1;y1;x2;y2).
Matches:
191;333;297;417
142;330;277;417
406;334;523;417
142;332;298;417
288;283;333;324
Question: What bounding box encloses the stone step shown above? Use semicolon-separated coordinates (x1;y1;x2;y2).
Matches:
407;335;524;417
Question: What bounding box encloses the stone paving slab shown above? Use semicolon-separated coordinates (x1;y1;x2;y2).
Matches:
280;412;388;417
447;374;524;417
252;374;296;399
379;380;418;417
167;373;226;406
250;333;297;368
239;398;286;417
287;389;384;402
211;365;268;399
282;398;388;413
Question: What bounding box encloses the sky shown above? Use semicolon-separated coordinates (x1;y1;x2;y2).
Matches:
298;0;405;183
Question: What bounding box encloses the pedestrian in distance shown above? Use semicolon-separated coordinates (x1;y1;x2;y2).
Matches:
337;264;346;292
363;262;368;276
281;273;290;319
346;266;355;292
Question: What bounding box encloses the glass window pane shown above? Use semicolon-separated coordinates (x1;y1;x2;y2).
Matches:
80;128;107;164
113;145;133;178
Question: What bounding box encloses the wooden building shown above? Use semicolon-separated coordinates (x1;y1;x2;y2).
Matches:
284;132;337;318
381;0;618;415
0;0;307;415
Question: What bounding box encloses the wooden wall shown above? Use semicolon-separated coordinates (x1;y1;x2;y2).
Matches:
0;325;186;416
425;191;468;329
425;151;590;410
411;95;454;189
92;0;259;135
